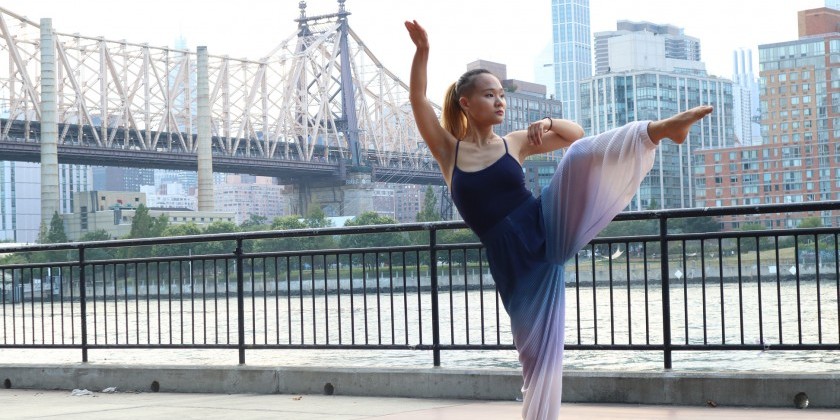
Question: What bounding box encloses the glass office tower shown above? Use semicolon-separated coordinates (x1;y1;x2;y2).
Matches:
551;0;591;121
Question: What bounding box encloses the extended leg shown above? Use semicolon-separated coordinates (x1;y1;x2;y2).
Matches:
648;105;713;145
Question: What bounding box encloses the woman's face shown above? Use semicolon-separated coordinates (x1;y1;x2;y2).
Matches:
460;73;505;126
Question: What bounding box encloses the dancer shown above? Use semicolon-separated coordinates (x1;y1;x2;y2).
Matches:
405;20;713;420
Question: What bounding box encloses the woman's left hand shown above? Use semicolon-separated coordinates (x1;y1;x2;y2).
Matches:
527;119;548;146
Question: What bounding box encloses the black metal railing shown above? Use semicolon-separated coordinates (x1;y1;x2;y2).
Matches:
2;202;840;369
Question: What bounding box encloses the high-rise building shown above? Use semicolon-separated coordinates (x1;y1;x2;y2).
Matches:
1;162;92;243
534;43;556;99
595;21;701;75
154;169;198;192
214;175;292;224
695;6;840;229
581;22;734;211
551;0;591;121
92;167;155;192
0;162;40;243
59;164;93;215
732;49;762;146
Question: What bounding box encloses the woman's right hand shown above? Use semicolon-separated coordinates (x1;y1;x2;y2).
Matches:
404;20;429;50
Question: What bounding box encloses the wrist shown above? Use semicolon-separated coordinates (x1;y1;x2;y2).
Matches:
543;117;553;131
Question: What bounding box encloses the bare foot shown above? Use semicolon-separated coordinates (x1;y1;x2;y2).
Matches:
648;105;713;145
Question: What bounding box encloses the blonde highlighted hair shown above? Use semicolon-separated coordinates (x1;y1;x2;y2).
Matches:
441;68;493;140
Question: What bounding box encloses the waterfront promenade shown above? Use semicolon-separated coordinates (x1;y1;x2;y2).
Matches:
3;388;840;419
2;363;840;420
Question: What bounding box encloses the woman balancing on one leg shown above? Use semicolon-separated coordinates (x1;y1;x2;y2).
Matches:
405;20;713;419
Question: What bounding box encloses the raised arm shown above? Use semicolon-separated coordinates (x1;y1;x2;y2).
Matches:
506;117;585;160
405;20;457;183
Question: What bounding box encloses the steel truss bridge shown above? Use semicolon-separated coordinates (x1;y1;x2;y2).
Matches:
0;1;442;186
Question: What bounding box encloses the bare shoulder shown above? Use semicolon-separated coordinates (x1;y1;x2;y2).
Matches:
503;130;529;161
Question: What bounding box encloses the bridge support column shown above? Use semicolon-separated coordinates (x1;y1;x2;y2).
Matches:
339;173;377;217
39;18;59;228
196;46;214;212
296;183;311;217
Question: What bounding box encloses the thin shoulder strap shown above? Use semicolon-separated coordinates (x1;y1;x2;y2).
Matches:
501;137;509;153
454;140;461;165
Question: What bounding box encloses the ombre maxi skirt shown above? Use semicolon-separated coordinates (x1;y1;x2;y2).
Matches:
478;121;657;420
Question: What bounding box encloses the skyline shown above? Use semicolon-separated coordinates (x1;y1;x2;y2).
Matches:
2;0;830;104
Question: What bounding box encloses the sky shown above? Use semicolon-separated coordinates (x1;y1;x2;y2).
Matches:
1;0;831;101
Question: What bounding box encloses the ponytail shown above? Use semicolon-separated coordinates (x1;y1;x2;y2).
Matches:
440;68;494;140
442;82;467;140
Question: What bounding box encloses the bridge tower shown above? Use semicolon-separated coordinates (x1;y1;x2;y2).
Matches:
291;0;373;216
39;18;59;227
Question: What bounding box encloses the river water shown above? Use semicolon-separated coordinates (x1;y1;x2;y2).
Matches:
1;279;838;373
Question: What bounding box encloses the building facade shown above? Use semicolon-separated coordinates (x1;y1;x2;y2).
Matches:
551;0;591;122
581;72;734;210
62;190;235;241
595;21;701;75
732;49;762;146
92;166;155;192
0;162;40;243
695;6;840;229
0;162;92;243
582;21;734;211
214;175;292;224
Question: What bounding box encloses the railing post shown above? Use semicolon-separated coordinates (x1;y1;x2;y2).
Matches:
78;246;88;363
429;226;441;366
659;217;672;369
235;238;246;364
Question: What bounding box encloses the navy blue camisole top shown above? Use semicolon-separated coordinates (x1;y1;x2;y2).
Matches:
450;138;534;237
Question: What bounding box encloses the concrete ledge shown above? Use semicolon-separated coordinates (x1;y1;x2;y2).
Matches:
562;370;840;408
1;364;838;408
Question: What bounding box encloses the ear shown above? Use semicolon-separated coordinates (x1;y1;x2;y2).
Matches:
458;96;469;110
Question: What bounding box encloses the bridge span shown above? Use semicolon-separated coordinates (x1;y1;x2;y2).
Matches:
0;119;443;185
0;1;445;223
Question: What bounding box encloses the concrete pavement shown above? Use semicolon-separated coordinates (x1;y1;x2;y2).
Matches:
3;364;840;408
2;388;840;419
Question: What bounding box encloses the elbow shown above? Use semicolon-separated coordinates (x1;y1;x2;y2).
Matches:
565;121;584;141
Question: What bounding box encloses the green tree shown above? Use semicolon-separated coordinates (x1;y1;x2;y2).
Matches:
736;223;766;252
240;213;269;231
410;186;442;253
128;204;168;239
416;186;440;223
598;219;658;238
253;215;307;254
42;212;68;244
78;229;117;261
796;216;824;251
123;204;168;258
151;223;202;257
798;216;823;229
740;223;765;231
79;229;112;242
34;212;70;263
195;221;239;255
303;207;336;254
439;228;481;265
671;216;721;234
272;215;308;231
340;212;407;269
